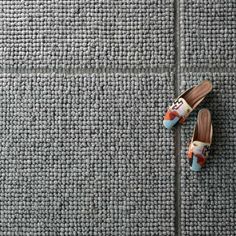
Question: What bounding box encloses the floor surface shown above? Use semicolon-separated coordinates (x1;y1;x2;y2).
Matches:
0;0;235;235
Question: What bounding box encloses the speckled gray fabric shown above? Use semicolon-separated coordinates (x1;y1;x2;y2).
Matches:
180;73;236;235
0;0;174;69
0;0;236;235
0;73;175;235
180;0;236;68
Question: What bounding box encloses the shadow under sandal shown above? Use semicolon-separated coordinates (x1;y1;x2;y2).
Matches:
188;109;213;171
163;80;212;129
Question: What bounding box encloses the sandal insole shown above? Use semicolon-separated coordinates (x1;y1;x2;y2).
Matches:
183;80;212;108
196;108;212;143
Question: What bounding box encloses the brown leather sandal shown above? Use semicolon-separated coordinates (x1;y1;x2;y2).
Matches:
163;80;212;129
187;109;213;171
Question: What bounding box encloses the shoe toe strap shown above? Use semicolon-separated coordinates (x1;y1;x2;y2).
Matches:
188;141;211;166
168;98;193;123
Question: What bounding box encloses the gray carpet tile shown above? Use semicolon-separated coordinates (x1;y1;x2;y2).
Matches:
0;73;175;235
0;0;174;70
180;73;236;235
180;0;236;68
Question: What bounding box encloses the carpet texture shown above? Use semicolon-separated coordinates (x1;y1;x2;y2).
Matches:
1;0;174;69
0;73;175;235
0;0;236;235
180;73;236;235
180;0;236;68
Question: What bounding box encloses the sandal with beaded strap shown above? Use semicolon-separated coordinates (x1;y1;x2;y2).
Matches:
163;80;212;129
187;108;213;171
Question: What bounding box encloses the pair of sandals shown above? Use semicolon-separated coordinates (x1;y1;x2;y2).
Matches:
163;80;213;171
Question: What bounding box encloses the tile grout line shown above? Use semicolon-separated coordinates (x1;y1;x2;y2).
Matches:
0;67;172;75
179;67;236;73
0;67;235;75
174;0;182;236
